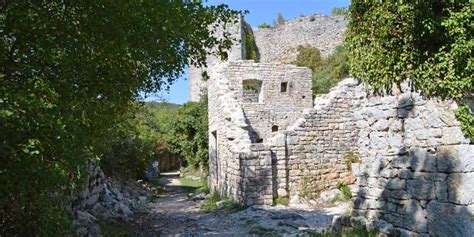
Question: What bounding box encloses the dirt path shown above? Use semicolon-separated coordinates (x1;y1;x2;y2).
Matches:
131;172;349;236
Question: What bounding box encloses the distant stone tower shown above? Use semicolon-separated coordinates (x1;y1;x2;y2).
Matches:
188;16;246;102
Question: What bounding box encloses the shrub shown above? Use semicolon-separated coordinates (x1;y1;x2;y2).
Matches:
344;151;361;170
335;183;352;201
167;96;209;170
275;197;289;206
331;7;348;16
294;45;322;72
294;45;349;96
257;23;271;29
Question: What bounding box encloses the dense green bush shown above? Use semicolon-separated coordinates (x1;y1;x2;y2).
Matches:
331;7;348;16
168;96;209;170
346;1;473;138
0;1;238;235
294;45;322;72
258;23;271;29
294;45;349;96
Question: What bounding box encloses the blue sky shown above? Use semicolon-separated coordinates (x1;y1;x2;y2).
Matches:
147;0;351;104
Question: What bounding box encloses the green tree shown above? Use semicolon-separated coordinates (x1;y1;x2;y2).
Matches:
168;96;209;170
345;1;473;138
0;1;238;235
294;45;322;72
294;45;349;96
273;13;285;27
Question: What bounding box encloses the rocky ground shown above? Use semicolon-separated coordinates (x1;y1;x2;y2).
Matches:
120;172;350;236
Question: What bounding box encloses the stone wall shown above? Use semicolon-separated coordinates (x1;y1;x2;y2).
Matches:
207;60;313;206
254;14;346;63
188;16;245;102
207;62;252;202
349;84;473;236
279;78;473;235
282;80;365;203
210;75;473;235
224;61;312;142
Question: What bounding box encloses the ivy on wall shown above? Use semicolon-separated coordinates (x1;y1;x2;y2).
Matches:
346;1;473;139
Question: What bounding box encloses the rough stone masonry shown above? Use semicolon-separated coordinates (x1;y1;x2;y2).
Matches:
192;14;474;236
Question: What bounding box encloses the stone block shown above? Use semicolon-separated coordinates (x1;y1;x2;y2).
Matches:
427;201;474;236
382;213;404;229
392;156;411;169
437;145;474;172
403;199;428;233
407;178;435;200
441;127;470;145
368;177;388;189
435;181;448;203
448;172;474;205
391;190;411;200
386;178;406;190
373;119;390;131
408;147;437;172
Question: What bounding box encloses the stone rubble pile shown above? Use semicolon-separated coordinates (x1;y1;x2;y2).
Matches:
70;162;155;236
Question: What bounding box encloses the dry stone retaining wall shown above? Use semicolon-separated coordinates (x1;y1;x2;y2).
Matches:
283;79;366;203
278;79;473;236
349;82;473;236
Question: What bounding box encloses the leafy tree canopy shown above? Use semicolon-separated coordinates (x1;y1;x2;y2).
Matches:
0;1;238;235
346;1;472;99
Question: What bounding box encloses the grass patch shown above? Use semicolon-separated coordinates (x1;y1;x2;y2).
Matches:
274;197;289;206
179;176;205;188
99;221;134;237
148;178;166;197
309;225;378;237
333;183;352;202
201;194;245;213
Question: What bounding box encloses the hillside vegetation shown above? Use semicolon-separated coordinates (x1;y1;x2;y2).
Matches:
294;45;349;96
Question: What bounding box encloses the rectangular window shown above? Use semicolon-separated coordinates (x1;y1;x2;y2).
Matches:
281;82;288;92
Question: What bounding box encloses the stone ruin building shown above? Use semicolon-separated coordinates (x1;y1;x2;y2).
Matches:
189;14;474;236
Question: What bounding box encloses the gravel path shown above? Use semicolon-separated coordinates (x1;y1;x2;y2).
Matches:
130;172;349;236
